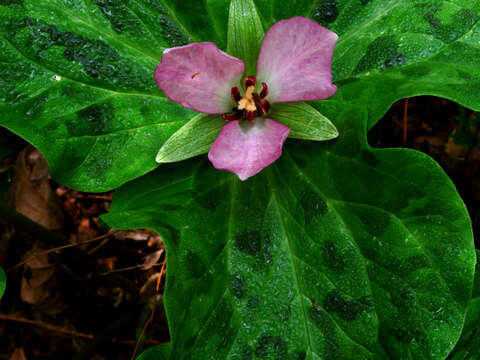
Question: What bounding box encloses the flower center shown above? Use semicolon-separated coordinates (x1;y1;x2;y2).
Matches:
222;76;270;122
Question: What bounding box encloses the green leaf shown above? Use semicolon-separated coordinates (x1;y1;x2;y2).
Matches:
0;266;6;300
227;0;264;76
156;114;224;163
3;0;480;190
448;250;480;360
103;102;475;359
316;0;480;128
0;0;228;191
270;102;339;141
137;343;171;360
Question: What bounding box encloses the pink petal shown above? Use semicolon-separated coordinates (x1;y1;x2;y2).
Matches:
208;118;290;181
155;42;245;114
256;17;338;103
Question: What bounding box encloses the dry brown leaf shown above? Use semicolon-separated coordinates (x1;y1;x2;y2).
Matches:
20;248;55;305
9;347;27;360
141;249;164;270
7;147;63;230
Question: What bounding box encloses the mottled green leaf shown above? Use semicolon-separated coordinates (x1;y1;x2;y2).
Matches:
0;266;6;300
103;102;475;359
227;0;264;76
3;0;480;189
254;0;480;128
0;0;228;191
448;250;480;360
156;114;223;163
317;0;480;128
270;102;338;140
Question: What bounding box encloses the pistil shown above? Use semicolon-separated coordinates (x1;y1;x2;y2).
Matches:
223;76;271;122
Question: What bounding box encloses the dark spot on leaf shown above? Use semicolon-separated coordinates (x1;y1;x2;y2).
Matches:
184;251;206;279
290;351;307;360
400;65;431;78
5;18;154;91
458;70;478;81
147;1;190;47
323;290;373;321
255;333;288;359
395;254;430;277
185;336;197;348
300;190;328;225
360;0;372;4
354;35;405;75
390;283;415;310
0;0;23;7
231;274;246;299
356;207;390;236
73;103;114;136
311;0;339;26
194;188;220;211
235;229;261;256
92;0;127;34
361;150;379;167
322;240;346;273
246;295;260;310
424;5;478;43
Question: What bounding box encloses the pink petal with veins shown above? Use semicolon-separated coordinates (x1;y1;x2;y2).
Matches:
256;17;338;103
208;118;290;180
155;42;245;114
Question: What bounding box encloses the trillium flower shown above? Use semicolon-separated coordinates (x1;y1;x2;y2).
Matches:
155;16;338;180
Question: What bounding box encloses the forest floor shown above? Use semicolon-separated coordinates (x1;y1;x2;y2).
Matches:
0;96;479;359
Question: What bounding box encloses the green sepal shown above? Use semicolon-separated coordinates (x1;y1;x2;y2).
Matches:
227;0;264;76
270;102;339;141
156;114;223;163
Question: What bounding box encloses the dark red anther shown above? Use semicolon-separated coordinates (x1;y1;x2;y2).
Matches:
231;86;242;102
243;76;256;89
222;112;242;122
245;111;256;122
261;99;270;115
252;93;263;113
259;82;268;99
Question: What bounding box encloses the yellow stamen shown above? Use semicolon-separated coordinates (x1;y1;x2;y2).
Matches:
237;85;256;112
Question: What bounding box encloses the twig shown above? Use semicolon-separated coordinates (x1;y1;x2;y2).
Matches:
131;258;166;360
0;313;162;350
0;313;93;339
7;230;118;272
0;203;138;294
100;262;164;275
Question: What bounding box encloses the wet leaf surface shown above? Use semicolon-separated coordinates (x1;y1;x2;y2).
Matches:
103;101;475;359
